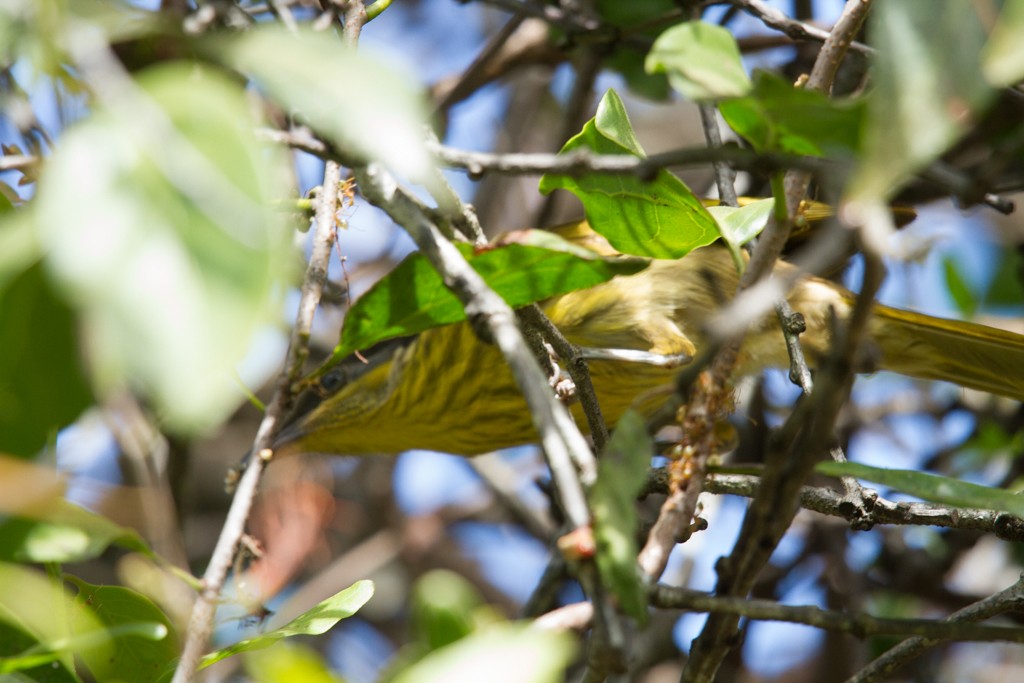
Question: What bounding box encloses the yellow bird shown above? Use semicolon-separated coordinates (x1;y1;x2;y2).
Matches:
273;215;1024;458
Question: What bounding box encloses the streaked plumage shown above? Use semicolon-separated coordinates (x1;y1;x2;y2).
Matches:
274;220;1024;458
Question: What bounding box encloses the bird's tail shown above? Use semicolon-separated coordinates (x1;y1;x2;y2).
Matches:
870;304;1024;401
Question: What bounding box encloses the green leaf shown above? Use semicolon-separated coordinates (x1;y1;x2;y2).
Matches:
982;0;1024;87
0;205;41;291
243;641;344;683
589;410;652;623
816;461;1024;516
34;63;294;436
389;624;575;683
200;581;374;669
848;2;996;201
63;578;176;683
0;264;92;457
646;21;751;101
719;71;863;156
411;570;486;652
539;90;720;258
941;257;977;318
0;563;107;680
335;235;648;359
0;495;152;563
707;198;774;254
604;49;671;101
0;620;79;682
220;26;432;183
593;0;677;28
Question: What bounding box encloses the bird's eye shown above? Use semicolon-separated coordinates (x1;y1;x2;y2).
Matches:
320;370;345;394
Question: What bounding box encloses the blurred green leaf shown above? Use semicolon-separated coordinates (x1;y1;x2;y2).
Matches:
593;0;677;27
411;570;487;652
243;641;343;683
941;257;978;318
0;264;92;457
335;235;648;360
63;577;176;683
955;421;1024;475
589;410;651;623
200;581;374;669
0;620;80;682
848;2;995;201
584;0;678;99
0;563;109;680
221;26;432;183
605;50;671;101
390;624;574;683
540;89;720;258
0;494;152;563
720;71;863;156
816;461;1024;516
0;202;41;291
34;63;294;436
646;21;751;101
982;0;1024;87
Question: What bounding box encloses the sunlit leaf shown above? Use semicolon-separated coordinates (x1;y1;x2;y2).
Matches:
707;198;774;256
589;410;652;622
334;235;648;360
646;21;751;101
200;581;374;669
816;461;1024;516
982;0;1024;87
0;201;40;291
221;26;432;183
847;2;995;201
389;624;574;683
34;63;294;435
243;641;343;683
540;90;720;258
0;501;151;565
0;563;106;680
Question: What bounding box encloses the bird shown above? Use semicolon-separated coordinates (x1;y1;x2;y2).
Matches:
270;214;1024;459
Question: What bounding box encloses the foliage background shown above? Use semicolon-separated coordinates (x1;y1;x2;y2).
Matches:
2;0;1024;682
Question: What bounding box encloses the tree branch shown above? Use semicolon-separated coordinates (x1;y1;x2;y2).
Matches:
847;576;1024;682
651;583;1024;643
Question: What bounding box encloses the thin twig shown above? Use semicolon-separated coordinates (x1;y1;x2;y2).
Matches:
267;129;1019;215
0;153;39;173
470;0;602;34
651;583;1024;643
429;139;831;179
698;103;739;208
518;305;610;453
641;471;1024;541
534;43;605;228
354;162;597;516
725;0;872;55
434;11;527;114
170;145;342;683
682;2;877;678
847;576;1024;682
634;98;742;583
354;159;628;667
